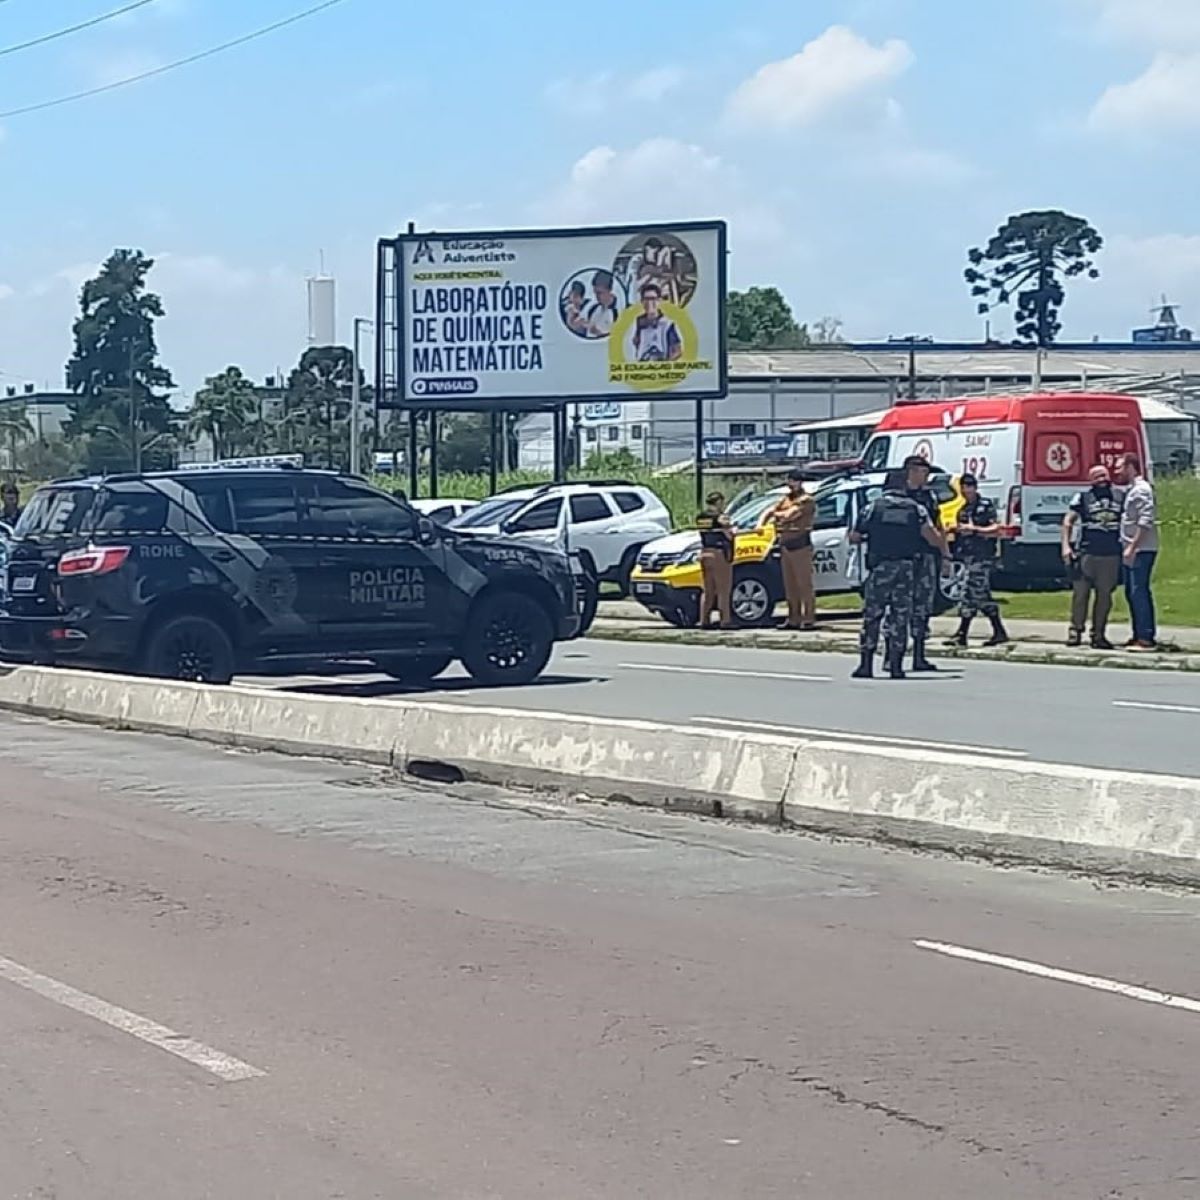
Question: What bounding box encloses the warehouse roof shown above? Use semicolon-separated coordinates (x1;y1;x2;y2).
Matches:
730;345;1200;382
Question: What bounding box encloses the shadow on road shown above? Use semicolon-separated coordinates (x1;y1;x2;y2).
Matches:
281;673;603;700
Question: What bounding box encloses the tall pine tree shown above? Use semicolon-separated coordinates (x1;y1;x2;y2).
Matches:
65;250;176;472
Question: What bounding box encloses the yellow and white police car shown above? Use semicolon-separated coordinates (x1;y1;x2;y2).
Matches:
630;471;965;628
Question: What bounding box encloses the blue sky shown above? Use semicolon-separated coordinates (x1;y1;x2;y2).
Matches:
1;0;1198;397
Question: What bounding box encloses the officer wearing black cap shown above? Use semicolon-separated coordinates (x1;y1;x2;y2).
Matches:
850;468;948;679
947;472;1009;648
904;455;944;671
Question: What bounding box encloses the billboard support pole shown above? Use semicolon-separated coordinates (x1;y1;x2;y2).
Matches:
552;405;566;484
488;411;499;494
694;396;704;512
429;410;440;499
407;409;419;500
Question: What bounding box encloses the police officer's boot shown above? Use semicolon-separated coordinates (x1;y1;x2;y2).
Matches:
946;618;971;648
887;645;906;680
911;637;938;672
851;650;874;680
984;614;1009;647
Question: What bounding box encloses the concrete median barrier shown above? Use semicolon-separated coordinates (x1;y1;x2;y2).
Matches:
1;665;1199;883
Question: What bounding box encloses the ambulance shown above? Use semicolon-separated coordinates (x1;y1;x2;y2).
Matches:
857;392;1147;582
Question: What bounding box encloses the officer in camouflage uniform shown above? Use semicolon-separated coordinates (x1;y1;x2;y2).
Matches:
850;469;946;680
947;472;1009;648
904;455;944;672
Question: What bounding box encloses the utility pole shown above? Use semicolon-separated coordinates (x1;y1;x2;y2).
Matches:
351;318;373;475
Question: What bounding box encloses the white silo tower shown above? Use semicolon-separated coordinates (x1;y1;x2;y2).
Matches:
307;275;337;346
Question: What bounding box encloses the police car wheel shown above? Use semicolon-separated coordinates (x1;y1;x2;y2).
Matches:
461;592;553;686
934;561;968;615
731;570;775;628
373;653;453;685
141;614;234;685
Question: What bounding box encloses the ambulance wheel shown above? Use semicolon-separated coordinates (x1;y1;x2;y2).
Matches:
374;654;453;685
732;569;776;628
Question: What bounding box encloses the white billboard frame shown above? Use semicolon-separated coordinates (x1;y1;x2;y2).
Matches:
388;220;728;411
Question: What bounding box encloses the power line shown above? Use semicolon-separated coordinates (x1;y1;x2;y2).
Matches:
0;0;350;119
0;0;158;59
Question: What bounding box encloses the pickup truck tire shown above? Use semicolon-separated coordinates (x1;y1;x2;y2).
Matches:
141;614;235;685
461;592;553;687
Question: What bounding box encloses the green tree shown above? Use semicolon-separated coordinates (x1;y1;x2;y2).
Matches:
438;414;495;474
965;211;1103;346
64;249;177;471
283;345;359;469
812;315;844;345
189;366;259;461
727;287;810;349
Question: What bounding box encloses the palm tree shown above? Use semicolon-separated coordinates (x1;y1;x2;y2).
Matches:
189;366;258;461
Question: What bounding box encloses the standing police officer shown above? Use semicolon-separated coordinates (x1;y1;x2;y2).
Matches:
947;472;1009;648
696;491;734;630
850;469;947;679
904;455;943;672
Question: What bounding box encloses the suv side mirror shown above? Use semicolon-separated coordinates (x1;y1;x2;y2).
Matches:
416;516;437;546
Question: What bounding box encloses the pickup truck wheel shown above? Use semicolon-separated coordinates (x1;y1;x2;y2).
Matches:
373;654;453;685
141;614;234;684
461;592;553;687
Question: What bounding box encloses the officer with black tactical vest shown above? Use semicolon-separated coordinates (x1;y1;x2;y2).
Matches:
904;455;944;672
695;491;734;629
850;469;948;680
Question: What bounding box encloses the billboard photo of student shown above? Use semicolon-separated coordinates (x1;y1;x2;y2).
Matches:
633;283;683;362
558;268;623;340
614;232;698;309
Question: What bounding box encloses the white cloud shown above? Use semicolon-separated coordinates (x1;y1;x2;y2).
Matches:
152;253;257;294
1089;51;1200;132
629;66;686;103
545;65;685;117
0;284;14;303
1081;0;1200;47
1062;231;1200;338
725;25;913;131
541;138;783;246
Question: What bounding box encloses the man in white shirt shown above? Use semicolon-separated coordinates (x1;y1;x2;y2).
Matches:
584;271;620;339
1116;452;1159;650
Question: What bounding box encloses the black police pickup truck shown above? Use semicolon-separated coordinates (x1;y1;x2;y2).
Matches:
0;462;581;686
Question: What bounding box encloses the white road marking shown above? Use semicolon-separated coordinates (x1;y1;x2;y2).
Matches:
1114;700;1200;716
620;663;832;684
915;940;1200;1017
694;716;1028;759
0;955;265;1082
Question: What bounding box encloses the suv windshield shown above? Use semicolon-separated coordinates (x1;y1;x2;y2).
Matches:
16;487;98;537
451;497;527;529
731;493;784;532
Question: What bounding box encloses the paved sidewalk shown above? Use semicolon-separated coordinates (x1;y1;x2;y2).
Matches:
596;601;1200;671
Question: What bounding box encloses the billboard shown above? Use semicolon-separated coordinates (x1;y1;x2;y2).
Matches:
395;221;726;408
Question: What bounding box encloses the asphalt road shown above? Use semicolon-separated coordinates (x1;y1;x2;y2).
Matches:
5;714;1200;1198
245;636;1200;776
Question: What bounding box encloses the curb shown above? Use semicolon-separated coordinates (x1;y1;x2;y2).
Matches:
588;622;1200;672
2;665;1200;887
